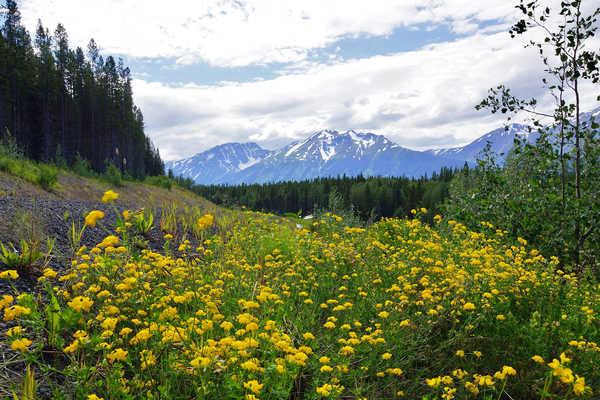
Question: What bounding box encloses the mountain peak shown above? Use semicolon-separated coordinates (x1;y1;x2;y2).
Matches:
165;141;272;183
279;129;394;163
166;107;597;185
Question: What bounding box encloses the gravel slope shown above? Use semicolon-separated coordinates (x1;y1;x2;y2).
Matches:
0;174;213;398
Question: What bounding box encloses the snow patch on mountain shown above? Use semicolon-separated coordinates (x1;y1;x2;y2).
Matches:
168;108;599;185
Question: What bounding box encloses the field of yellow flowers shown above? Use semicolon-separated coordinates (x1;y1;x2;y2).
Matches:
1;192;599;399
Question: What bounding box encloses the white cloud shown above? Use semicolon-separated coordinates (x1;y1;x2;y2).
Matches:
130;28;600;161
20;0;519;67
18;0;599;161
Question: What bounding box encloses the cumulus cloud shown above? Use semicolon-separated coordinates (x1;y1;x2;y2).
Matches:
18;0;599;161
132;29;571;160
20;0;520;67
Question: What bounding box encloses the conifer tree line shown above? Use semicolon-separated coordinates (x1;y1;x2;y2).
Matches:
0;0;164;177
190;167;457;221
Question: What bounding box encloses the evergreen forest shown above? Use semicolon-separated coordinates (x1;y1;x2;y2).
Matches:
0;0;164;178
188;167;457;221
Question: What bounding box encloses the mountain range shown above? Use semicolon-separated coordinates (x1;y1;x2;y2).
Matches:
166;107;600;185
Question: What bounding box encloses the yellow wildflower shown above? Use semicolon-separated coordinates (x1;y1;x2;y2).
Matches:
106;348;128;363
0;270;18;279
85;210;104;227
10;337;31;352
101;190;119;203
67;296;94;312
531;355;544;364
243;380;263;394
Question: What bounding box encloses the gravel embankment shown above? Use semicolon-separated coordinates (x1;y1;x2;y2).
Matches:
0;195;171;397
0;195;172;293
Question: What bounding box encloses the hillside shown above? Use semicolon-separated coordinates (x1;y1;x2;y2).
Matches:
0;170;216;274
0;170;222;396
0;170;212;206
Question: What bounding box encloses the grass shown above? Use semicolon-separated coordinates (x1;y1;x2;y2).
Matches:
0;156;59;191
1;192;598;399
0;135;177;195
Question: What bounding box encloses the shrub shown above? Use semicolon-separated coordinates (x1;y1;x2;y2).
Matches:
0;128;23;159
103;162;122;187
145;175;173;190
72;153;96;178
123;171;134;182
0;156;41;183
36;164;59;190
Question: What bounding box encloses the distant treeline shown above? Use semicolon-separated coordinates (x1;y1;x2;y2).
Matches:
186;167;458;220
0;0;163;178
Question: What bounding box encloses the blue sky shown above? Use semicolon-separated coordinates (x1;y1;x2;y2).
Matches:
18;0;600;160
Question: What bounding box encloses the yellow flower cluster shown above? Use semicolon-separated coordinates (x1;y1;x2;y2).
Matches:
0;269;19;279
10;337;31;352
3;203;599;399
107;348;128;363
85;210;104;227
198;214;214;229
97;235;119;248
102;190;119;203
67;296;94;313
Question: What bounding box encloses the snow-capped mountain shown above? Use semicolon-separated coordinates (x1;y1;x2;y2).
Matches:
166;129;468;185
427;123;536;162
167;106;600;185
227;129;462;184
165;142;272;185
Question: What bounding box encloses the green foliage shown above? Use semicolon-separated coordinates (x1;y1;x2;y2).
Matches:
448;0;600;273
160;202;178;237
0;128;23;159
44;288;63;349
0;238;54;275
12;365;36;400
103;162;122;187
72;153;96;178
0;152;62;191
179;206;206;241
53;144;68;170
145;174;173;190
132;208;154;236
0;156;39;183
313;188;363;228
64;212;86;257
0;130;60;190
173;174;195;190
36;164;59;190
2;206;55;275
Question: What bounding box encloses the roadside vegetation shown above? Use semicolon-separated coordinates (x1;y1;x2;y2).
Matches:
1;191;599;399
0;128;175;195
